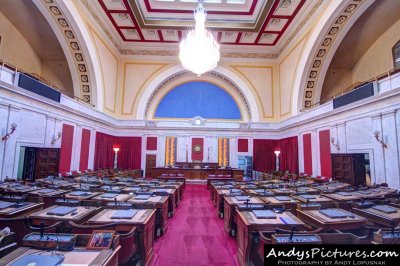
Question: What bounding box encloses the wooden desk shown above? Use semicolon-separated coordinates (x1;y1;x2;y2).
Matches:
236;210;304;266
90;193;131;204
271;188;296;196
0;242;119;266
152;167;243;180
313;182;351;192
261;196;299;209
224;196;264;235
88;209;156;266
294;195;333;204
63;191;100;201
28;205;100;226
294;187;320;194
354;188;397;199
28;188;68;197
0;201;43;218
215;189;242;216
207;177;236;188
296;209;367;230
353;205;400;227
150;188;177;216
128;195;169;235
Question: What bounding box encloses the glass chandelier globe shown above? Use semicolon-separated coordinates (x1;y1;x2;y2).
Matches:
179;1;220;76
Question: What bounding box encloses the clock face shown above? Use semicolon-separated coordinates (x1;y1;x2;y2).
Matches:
193;144;202;153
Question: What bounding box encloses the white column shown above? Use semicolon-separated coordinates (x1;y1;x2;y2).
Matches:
337;122;347;153
158;135;166;167
298;134;304;173
88;129;96;170
230;136;237;168
1;105;21;178
71;125;82;171
311;130;319;176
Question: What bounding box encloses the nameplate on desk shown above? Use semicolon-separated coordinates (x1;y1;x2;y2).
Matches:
319;209;349;219
300;195;317;200
358;190;372;195
37;189;55;194
0;201;17;210
13;185;29;190
111;209;138;219
47;206;77;216
252;210;277;219
274;196;292;201
100;193;117;199
135;195;151;200
337;192;352;196
372;205;398;214
154;189;167;193
235;196;250;201
229;189;241;193
70;191;91;196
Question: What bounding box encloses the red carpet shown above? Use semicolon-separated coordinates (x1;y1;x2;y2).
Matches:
153;184;238;266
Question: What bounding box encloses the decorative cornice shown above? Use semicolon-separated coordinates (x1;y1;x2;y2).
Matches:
302;0;366;110
41;0;92;104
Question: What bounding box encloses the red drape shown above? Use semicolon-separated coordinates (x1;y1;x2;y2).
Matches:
278;136;299;173
192;138;204;161
319;129;332;177
253;139;278;172
59;124;74;172
94;132;142;170
79;129;91;171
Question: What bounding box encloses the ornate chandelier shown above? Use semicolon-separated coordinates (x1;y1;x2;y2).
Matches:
179;1;220;76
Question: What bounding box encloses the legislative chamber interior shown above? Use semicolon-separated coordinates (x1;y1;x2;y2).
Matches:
1;0;400;265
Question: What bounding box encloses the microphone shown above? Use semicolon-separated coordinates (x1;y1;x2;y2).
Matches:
39;221;45;239
306;199;309;207
114;197;118;206
289;227;296;241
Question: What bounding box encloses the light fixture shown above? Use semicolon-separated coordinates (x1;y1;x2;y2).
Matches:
330;137;340;151
2;123;17;141
51;131;62;145
113;147;120;169
274;150;280;172
179;0;220;76
374;130;387;148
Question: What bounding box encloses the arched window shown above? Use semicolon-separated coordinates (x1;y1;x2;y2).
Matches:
154;81;242;120
393;40;400;69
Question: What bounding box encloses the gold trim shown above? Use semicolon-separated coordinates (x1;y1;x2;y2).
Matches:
128;0;273;32
151;79;244;121
122;62;169;115
87;24;119;113
229;65;274;119
279;32;310;117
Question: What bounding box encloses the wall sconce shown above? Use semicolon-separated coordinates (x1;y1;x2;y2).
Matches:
274;150;280;171
374;130;387;148
51;132;62;145
1;123;17;141
330;137;340;151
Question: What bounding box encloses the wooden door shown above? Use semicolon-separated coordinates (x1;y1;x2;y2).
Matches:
22;147;36;180
34;148;60;180
332;154;354;183
145;154;157;178
353;154;366;186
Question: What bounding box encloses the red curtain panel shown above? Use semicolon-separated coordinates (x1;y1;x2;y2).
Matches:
59;124;74;173
319;129;332;177
253;139;278;172
191;138;204;161
278;136;299;173
79;129;91;171
94;132;142;170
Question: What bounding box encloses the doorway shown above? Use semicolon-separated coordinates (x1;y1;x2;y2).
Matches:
145;154;157;178
19;147;60;181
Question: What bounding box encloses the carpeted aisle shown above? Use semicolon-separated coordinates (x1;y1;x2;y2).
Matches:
153;184;238;266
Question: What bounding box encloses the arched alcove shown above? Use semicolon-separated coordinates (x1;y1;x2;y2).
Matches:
154;81;242;120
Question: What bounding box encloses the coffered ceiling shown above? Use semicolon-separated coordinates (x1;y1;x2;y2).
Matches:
82;0;319;54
